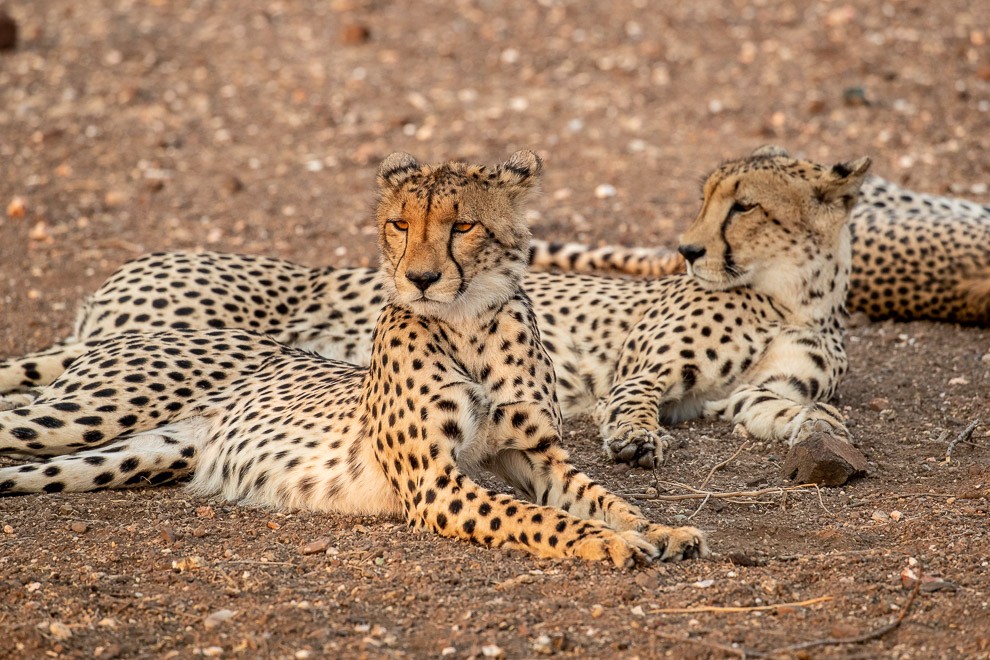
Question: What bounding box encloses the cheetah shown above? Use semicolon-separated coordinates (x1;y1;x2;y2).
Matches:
1;148;869;474
529;151;990;325
0;151;707;567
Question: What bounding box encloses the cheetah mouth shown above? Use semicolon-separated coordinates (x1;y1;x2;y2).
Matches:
690;267;749;291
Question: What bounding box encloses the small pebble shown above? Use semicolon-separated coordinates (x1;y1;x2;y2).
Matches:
6;196;25;218
594;183;617;199
160;527;178;544
2;524;13;534
299;537;331;555
192;526;208;538
481;644;505;658
203;608;237;630
49;621;72;640
69;522;88;534
867;397;890;412
341;23;371;45
222;176;244;194
195;506;215;518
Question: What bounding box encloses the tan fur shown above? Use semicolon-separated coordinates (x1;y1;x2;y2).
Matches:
528;148;990;325
1;149;870;477
0;152;706;567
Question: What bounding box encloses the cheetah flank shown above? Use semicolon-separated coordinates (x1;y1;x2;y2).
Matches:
530;148;990;325
1;148;869;474
0;151;707;567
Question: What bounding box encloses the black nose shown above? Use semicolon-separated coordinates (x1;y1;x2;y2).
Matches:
406;271;441;291
678;244;706;264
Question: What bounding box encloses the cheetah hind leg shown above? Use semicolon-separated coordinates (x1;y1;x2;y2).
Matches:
0;418;208;495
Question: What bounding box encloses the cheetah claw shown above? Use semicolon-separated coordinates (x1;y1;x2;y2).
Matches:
606;429;671;469
643;524;710;562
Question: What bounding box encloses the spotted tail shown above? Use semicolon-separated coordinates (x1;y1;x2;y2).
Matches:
528;239;685;277
0;340;91;394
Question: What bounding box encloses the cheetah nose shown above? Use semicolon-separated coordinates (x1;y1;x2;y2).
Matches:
406;270;442;291
678;244;706;264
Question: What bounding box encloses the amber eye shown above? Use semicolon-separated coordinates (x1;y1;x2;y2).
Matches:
452;222;476;233
390;219;409;231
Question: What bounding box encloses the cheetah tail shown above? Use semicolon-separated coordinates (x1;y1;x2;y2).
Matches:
0;340;89;394
527;239;686;277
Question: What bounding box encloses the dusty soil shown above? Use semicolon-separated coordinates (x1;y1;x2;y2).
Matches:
1;1;989;657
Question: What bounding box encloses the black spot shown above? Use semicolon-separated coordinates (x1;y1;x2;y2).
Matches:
94;472;114;486
83;430;105;443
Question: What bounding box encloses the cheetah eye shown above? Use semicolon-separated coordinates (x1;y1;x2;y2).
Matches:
452;222;476;234
730;201;757;215
389;219;409;231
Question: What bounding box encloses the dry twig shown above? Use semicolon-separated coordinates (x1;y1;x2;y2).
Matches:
944;419;980;462
700;440;751;488
627;481;831;514
651;595;832;615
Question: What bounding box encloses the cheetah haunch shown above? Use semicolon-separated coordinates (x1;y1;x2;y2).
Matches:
530;147;990;325
0;151;707;567
1;148;869;481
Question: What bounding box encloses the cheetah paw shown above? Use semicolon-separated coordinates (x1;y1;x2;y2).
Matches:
572;529;658;568
0;391;39;411
642;524;709;562
790;418;852;446
605;428;671;469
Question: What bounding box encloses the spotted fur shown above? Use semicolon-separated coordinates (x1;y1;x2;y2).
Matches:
1;149;868;471
529;149;990;325
0;151;707;567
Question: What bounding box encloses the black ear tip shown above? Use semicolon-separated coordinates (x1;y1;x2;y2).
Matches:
832;156;871;178
831;162;852;178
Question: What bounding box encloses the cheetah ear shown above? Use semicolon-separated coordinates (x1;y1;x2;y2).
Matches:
751;144;789;158
494;150;544;197
816;156;872;211
378;152;420;189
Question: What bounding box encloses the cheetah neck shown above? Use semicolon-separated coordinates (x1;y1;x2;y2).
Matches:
755;228;851;330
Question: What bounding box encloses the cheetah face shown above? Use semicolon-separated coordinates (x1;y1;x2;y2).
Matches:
678;146;871;295
375;150;542;322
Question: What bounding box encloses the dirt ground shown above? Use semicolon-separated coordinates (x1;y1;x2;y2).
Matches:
1;1;989;657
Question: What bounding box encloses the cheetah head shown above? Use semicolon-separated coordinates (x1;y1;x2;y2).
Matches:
678;146;871;308
375;150;542;322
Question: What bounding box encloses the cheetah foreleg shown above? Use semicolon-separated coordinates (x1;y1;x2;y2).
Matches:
490;446;708;562
596;375;676;468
